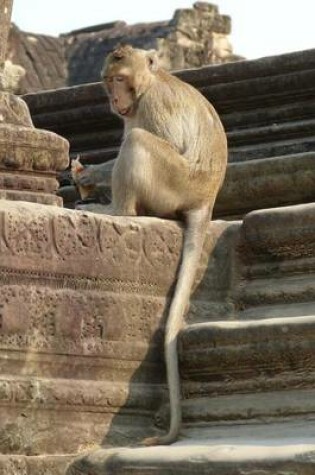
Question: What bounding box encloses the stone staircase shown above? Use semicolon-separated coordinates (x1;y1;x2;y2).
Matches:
0;202;313;475
67;203;315;474
0;49;314;474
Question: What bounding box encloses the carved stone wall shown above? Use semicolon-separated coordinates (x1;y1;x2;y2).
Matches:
0;201;172;452
0;200;231;469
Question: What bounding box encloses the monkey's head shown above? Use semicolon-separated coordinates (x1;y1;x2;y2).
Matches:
101;45;159;118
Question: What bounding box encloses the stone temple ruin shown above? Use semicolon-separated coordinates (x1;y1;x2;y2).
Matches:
4;2;242;94
0;0;315;474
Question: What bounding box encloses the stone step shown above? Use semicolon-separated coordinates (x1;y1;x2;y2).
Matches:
201;69;315;113
229;135;315;161
223;97;315;129
67;128;122;152
229;118;315;147
216;152;315;217
180;315;315;392
180;389;315;426
179;48;315;87
24;51;315;157
240;302;315;320
155;388;315;430
144;315;315;432
26;89;315;161
239;273;315;312
60;118;315;161
0;454;74;475
240;203;315;264
66;420;315;474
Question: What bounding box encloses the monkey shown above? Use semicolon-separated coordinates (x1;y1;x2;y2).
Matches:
76;45;228;445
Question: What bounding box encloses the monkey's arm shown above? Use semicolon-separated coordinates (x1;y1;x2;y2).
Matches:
76;158;115;188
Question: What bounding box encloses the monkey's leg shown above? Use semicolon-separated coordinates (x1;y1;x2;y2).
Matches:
112;128;193;217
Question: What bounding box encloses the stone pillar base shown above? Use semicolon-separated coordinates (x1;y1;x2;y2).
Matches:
0;92;69;205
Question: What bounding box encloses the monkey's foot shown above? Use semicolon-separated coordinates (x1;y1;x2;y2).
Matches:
141;436;160;447
141;432;179;446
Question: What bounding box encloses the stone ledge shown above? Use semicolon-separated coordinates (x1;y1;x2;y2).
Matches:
0;454;74;475
0;201;231;293
0;201;182;291
66;420;315;474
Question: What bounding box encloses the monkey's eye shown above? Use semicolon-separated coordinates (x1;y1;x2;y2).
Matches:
115;76;125;82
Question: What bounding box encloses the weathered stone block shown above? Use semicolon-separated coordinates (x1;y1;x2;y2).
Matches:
0;92;69;206
0;201;230;456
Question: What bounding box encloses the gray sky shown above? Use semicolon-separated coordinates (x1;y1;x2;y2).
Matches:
11;0;315;60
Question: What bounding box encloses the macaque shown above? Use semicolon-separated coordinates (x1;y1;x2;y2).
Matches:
76;45;227;445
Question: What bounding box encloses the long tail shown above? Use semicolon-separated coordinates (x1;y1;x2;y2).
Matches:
144;206;210;446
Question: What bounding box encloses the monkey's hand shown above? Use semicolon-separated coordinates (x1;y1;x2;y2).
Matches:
75;164;105;186
76;160;115;188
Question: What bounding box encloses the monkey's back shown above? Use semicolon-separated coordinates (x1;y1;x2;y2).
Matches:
135;69;227;178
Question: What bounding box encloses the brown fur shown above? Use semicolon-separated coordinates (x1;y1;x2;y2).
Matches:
78;45;228;445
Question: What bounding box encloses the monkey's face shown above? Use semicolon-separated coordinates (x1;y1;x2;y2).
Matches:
104;74;136;118
101;45;158;118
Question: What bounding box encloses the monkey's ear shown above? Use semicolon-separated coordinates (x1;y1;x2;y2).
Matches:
146;50;158;72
